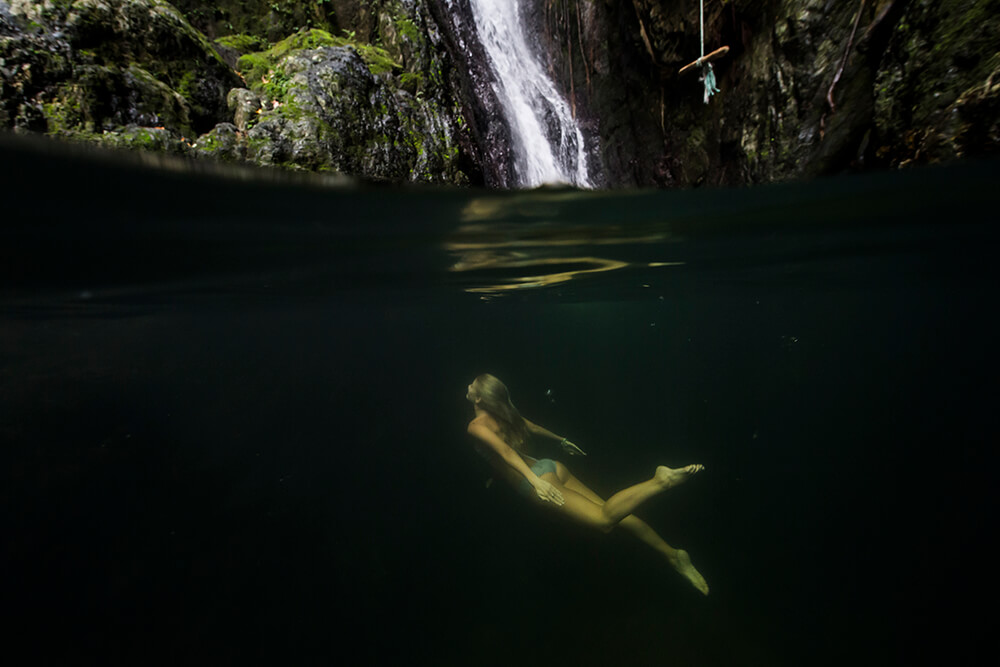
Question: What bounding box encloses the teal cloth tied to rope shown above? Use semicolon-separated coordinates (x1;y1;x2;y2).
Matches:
696;0;719;104
700;61;720;104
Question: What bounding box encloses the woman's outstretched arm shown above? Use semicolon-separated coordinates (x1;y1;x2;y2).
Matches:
524;418;563;441
524;418;587;456
467;422;564;505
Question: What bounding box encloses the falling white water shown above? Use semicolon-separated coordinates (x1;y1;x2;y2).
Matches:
467;0;592;188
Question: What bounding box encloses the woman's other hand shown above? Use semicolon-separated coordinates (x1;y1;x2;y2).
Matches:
533;478;565;506
560;438;587;456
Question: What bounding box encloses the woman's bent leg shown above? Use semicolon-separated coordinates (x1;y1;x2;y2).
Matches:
601;465;704;525
557;464;710;595
558;464;681;557
535;474;617;532
543;476;658;532
539;463;704;532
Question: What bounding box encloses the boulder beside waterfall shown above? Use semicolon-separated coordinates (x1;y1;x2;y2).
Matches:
0;0;473;185
227;33;465;183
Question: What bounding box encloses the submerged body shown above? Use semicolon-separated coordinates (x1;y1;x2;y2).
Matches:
466;374;709;595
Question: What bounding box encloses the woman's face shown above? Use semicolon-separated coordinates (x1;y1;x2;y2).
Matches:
466;380;480;403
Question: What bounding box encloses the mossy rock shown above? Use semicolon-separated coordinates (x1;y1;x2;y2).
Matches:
236;28;401;89
239;41;464;182
874;0;1000;166
37;61;191;136
1;0;474;184
95;124;191;153
170;0;336;42
0;21;73;128
61;0;242;133
193;121;245;161
214;33;269;68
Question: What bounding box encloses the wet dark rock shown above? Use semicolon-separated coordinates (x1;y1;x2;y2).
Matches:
237;42;465;183
194;121;244;161
1;0;240;139
1;5;73;130
0;0;473;184
213;34;269;69
426;0;516;187
62;0;242;133
227;87;261;133
873;0;1000;167
97;123;190;153
170;0;336;42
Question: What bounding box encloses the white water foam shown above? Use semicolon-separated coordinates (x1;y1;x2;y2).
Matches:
467;0;592;188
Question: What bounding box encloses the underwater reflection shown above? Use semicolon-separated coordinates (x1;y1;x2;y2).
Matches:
446;192;681;295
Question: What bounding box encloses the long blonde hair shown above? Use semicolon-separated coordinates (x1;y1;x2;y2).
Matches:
475;374;530;453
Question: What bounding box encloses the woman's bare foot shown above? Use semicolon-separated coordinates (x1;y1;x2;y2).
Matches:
669;549;710;595
655;464;704;489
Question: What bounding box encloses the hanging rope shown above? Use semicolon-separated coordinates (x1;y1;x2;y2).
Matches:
678;1;728;103
698;0;719;104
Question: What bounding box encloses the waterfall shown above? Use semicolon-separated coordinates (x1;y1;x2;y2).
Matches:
467;0;592;188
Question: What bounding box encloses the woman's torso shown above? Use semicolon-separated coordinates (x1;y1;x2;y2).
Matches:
469;413;535;488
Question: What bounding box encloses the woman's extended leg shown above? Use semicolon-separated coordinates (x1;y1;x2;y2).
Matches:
554;462;710;595
538;463;703;532
601;464;703;526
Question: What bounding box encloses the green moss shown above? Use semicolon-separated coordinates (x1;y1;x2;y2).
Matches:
894;0;1000;125
237;28;402;96
246;131;273;155
262;69;296;102
354;42;401;76
176;70;197;99
270;28;343;58
399;72;424;95
172;0;335;42
236;51;274;88
118;128;163;149
394;17;421;43
685;126;706;151
41;85;89;136
215;34;269;54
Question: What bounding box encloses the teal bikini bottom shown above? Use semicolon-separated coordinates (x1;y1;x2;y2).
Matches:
518;458;558;498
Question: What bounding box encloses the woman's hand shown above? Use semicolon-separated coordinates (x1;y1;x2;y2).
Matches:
533;478;565;506
560;438;587;456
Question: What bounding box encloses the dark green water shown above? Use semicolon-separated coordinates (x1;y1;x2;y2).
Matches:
2;138;997;665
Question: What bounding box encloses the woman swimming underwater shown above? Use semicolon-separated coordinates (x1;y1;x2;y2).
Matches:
466;373;709;595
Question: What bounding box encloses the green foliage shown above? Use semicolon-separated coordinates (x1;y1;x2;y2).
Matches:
176;70;197;99
270;28;343;58
236;28;401;91
171;1;336;42
41;84;90;136
236;51;273;88
399;71;424;93
215;34;269;54
874;0;1000;165
394;17;421;43
261;69;295;103
353;41;401;76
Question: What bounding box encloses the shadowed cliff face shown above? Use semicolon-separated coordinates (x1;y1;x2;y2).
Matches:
1;0;243;137
426;0;518;187
527;0;999;187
